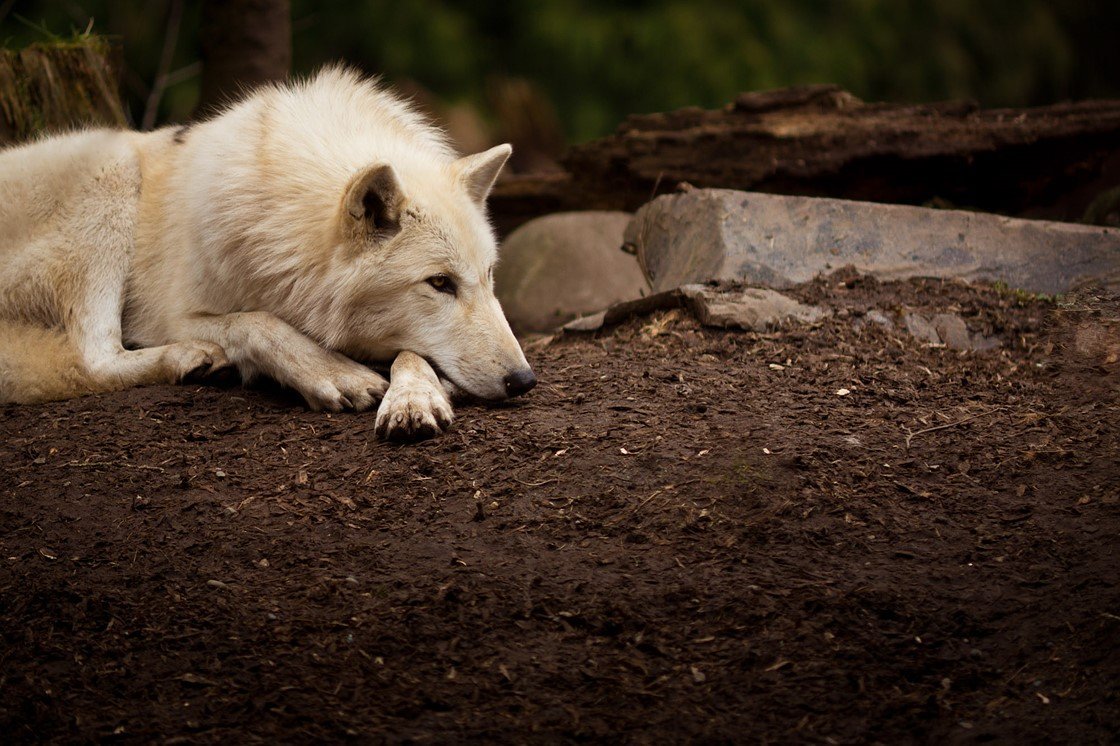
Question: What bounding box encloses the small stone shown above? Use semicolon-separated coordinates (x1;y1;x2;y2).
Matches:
903;312;941;344
932;313;972;350
969;332;1002;351
865;309;895;329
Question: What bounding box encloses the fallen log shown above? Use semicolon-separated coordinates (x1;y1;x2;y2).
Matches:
0;37;128;145
490;85;1120;235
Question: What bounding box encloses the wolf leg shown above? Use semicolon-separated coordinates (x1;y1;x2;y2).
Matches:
0;287;228;402
70;276;230;393
0;148;228;401
173;311;388;412
82;340;229;391
65;164;230;394
375;351;453;441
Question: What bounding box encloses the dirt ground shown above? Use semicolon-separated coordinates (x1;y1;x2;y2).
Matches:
1;272;1117;744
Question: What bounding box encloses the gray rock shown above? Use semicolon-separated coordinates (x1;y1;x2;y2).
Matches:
903;312;942;345
968;332;1003;351
865;309;895;330
627;189;1120;295
679;285;830;331
932;313;971;350
900;310;1001;350
496;211;650;333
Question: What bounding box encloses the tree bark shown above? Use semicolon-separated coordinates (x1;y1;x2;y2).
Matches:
489;86;1120;235
0;39;128;145
196;0;291;116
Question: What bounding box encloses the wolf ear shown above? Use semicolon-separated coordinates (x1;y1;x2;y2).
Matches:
343;163;403;237
454;143;512;205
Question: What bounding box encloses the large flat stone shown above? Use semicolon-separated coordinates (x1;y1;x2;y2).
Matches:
496;211;649;333
627;189;1120;294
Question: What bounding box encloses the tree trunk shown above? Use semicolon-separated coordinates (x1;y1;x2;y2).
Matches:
196;0;291;116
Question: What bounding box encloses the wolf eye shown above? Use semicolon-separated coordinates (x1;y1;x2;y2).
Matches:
426;274;456;295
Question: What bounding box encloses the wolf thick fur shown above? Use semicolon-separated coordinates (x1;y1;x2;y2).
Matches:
0;67;534;438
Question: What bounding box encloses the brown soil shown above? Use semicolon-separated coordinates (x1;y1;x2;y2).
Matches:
2;273;1117;744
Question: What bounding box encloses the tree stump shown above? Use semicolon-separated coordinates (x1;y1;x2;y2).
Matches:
0;37;128;145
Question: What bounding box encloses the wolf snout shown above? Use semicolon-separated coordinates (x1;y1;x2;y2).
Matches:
503;368;537;398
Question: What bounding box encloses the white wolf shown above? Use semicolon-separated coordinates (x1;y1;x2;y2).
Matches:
0;66;536;439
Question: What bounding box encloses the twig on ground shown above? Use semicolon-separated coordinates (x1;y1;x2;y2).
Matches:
514;477;560;488
903;407;1002;448
63;460;166;472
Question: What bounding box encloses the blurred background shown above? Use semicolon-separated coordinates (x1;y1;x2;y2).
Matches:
2;0;1118;160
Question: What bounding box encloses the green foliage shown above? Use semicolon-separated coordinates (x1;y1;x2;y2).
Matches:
2;0;1117;141
991;281;1059;306
289;0;1120;141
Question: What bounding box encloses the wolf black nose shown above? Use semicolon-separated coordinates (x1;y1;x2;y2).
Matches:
503;369;537;398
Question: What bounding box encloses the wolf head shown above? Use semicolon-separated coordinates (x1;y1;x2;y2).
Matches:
335;143;535;401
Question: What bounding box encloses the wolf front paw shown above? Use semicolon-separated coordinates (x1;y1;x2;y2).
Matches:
164;341;230;382
300;352;389;413
375;377;454;441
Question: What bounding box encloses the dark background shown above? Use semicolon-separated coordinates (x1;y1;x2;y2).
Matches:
2;0;1118;144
